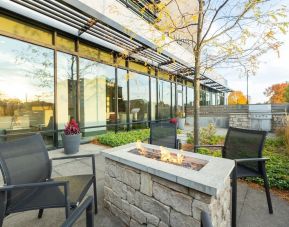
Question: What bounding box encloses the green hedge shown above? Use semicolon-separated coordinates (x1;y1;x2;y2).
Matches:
196;137;289;190
96;129;150;147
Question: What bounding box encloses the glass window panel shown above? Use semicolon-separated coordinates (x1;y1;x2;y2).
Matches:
117;69;129;130
151;77;157;121
129;72;149;129
172;83;176;117
0;35;54;147
158;80;171;119
79;58;116;138
177;84;183;114
57;52;77;130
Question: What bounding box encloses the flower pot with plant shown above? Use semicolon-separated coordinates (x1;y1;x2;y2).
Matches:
176;111;185;130
62;118;81;154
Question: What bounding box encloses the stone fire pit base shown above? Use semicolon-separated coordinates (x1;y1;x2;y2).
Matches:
104;158;231;227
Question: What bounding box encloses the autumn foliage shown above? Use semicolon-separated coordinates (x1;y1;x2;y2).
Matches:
228;91;247;105
264;82;289;104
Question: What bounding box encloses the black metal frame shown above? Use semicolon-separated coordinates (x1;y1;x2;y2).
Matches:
61;196;94;227
0;136;98;226
149;120;181;149
201;211;213;227
51;154;98;214
195;127;273;227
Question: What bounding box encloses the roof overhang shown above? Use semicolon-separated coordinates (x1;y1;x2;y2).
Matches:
0;0;232;92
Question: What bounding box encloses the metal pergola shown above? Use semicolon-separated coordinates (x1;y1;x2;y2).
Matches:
6;0;231;92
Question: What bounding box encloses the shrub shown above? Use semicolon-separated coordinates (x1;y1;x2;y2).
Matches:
186;124;223;145
96;129;150;147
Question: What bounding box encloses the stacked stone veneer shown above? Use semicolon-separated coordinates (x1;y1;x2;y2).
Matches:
104;158;231;227
229;113;250;129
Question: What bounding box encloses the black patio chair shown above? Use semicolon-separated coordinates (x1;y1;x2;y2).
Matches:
61;196;94;227
195;127;273;227
200;211;213;227
149;121;181;149
0;134;97;227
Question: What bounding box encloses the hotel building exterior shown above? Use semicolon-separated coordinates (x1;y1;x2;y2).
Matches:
0;0;231;148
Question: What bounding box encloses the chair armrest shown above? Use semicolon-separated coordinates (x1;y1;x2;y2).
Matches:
51;154;96;176
235;158;269;163
51;154;95;160
194;145;224;148
61;196;94;227
0;180;69;191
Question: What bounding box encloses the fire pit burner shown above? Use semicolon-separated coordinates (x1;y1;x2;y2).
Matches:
129;144;207;171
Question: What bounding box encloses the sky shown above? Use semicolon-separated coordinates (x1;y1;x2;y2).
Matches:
222;34;289;104
221;1;289;104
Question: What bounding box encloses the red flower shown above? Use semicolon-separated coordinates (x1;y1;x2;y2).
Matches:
64;118;80;135
169;118;177;124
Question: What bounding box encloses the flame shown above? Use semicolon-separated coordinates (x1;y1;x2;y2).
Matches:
136;140;146;155
136;143;185;165
160;147;184;164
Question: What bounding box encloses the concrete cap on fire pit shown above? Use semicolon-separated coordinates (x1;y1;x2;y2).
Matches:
102;142;235;196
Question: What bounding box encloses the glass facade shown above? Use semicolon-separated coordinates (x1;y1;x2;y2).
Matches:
79;58;116;137
158;80;171;119
151;77;157;121
0;35;54;147
129;72;149;129
0;23;228;148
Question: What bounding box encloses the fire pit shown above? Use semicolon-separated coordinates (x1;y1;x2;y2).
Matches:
102;142;234;227
131;141;207;171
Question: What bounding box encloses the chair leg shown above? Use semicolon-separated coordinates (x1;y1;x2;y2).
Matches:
93;177;98;214
38;209;44;219
262;165;273;214
231;167;237;227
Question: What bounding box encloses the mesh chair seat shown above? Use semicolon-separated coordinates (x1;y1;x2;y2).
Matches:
6;185;66;214
150;121;178;149
236;164;261;177
52;174;94;207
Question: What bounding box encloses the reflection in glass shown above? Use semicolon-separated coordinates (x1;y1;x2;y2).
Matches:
57;52;77;130
79;59;116;136
0;35;54;146
158;80;171;119
129;73;149;128
177;84;183;114
151;77;157;120
172;83;176;117
187;87;194;109
117;69;128;130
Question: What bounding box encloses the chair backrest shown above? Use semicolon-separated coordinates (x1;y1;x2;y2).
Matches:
223;127;267;172
150;121;177;149
0;134;51;209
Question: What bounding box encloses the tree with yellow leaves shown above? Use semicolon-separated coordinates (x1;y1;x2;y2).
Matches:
228;91;248;105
